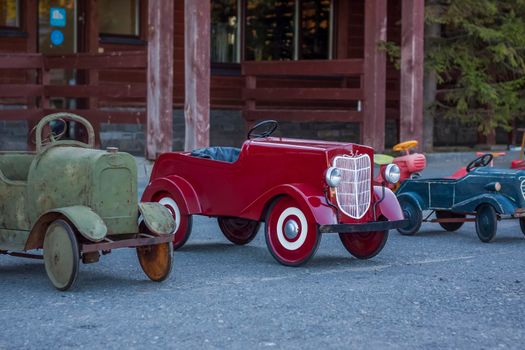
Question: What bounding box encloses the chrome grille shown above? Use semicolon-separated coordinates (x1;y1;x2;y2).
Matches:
333;154;371;219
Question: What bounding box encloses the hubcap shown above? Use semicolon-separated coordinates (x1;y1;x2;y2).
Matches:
284;220;299;239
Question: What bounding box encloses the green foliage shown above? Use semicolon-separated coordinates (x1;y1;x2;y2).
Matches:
426;0;525;134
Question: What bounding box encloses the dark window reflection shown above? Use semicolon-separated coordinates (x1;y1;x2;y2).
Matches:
211;0;239;63
245;0;295;61
300;0;331;59
99;0;139;36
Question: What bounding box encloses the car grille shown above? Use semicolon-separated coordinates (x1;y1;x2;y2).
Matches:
333;154;371;219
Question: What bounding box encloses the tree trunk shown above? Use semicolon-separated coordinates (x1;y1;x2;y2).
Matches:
423;2;440;152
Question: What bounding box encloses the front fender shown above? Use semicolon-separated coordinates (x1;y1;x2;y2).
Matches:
452;193;517;215
25;206;107;250
373;186;404;221
142;175;201;214
240;183;337;225
138;202;175;235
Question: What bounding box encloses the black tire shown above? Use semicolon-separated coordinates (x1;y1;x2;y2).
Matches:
520;218;525;236
436;211;465;232
397;197;423;236
218;217;260;245
476;204;497;243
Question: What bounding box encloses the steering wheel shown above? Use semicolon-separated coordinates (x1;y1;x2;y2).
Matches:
34;112;96;152
466;153;493;172
247;120;278;139
393;140;418;152
29;118;68;146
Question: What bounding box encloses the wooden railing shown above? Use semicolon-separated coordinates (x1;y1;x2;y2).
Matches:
242;59;365;123
0;51;147;146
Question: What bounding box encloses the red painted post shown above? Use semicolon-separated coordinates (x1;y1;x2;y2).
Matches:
184;0;211;151
146;0;174;159
400;0;424;149
362;0;387;151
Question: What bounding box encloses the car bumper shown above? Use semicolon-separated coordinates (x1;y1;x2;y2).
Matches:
318;219;409;234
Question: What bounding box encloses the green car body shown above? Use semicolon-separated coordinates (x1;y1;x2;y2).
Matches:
0;113;175;290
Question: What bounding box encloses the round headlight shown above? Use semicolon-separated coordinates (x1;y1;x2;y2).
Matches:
383;164;401;184
326;167;342;187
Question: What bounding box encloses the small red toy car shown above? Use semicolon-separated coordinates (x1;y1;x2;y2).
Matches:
143;121;407;266
375;140;426;190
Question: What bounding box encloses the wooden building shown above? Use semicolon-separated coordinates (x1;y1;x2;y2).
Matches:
0;0;424;158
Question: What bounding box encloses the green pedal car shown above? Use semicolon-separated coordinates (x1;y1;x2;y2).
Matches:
0;113;175;290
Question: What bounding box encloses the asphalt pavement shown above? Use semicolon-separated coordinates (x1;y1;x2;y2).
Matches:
1;151;524;349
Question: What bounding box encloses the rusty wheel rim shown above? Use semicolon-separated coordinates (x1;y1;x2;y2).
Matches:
137;242;173;282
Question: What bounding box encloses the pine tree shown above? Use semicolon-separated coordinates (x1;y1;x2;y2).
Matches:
425;0;525;137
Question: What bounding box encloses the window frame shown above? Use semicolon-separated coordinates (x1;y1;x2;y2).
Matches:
240;0;335;62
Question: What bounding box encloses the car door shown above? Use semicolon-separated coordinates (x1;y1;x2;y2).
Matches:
429;180;455;209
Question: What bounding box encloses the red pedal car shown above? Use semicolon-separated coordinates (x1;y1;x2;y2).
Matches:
142;121;407;266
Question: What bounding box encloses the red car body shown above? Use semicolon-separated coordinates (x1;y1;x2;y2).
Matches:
143;137;407;266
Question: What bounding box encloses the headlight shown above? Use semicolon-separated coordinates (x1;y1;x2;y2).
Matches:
326;167;342;187
383;164;401;184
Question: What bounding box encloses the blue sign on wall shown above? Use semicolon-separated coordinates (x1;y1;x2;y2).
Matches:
50;8;66;27
50;30;65;46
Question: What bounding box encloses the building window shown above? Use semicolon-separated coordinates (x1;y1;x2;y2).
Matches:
99;0;140;36
211;0;241;63
300;0;332;59
244;0;332;61
0;0;19;28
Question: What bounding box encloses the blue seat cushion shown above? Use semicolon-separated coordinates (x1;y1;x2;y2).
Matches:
190;147;241;163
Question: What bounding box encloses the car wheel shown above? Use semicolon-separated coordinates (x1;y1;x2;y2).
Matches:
137;242;173;282
218;217;260;245
397;197;422;236
436;211;465;232
265;196;320;266
154;193;193;250
43;219;80;291
476;204;498;243
519;218;525;236
339;229;388;259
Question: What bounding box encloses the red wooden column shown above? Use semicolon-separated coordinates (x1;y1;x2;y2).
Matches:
146;0;174;159
184;0;211;151
400;0;425;148
362;0;387;151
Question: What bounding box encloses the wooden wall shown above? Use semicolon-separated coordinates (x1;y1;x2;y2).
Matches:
0;0;400;115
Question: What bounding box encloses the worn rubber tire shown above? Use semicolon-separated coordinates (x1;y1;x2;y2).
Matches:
43;219;80;291
218;217;260;245
397;197;423;236
153;193;193;250
436;211;465;232
137;242;173;282
265;196;320;266
476;204;497;243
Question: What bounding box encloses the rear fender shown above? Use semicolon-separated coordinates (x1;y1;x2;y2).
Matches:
141;175;201;214
396;191;425;211
240;183;337;225
373;186;404;221
452;193;517;215
25;206;107;250
138;202;176;235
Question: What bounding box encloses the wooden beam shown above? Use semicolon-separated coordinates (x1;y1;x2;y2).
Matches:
184;0;211;151
242;59;364;77
244;109;363;123
399;0;424;149
146;0;174;159
336;0;350;59
362;0;387;151
242;88;365;102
